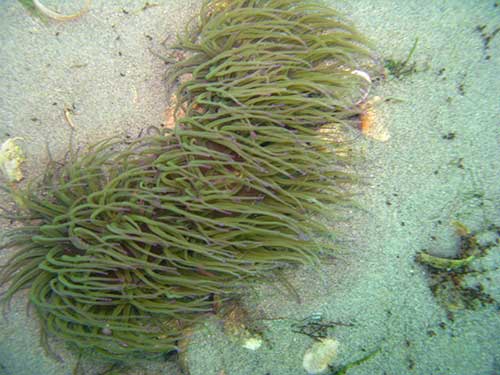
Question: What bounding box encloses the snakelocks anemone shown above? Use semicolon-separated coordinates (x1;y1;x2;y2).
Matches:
0;0;372;361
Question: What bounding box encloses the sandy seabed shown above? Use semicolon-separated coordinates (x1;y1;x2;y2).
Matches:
0;1;499;374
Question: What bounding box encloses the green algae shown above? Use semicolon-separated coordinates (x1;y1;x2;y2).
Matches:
416;252;475;270
384;38;418;79
416;222;499;313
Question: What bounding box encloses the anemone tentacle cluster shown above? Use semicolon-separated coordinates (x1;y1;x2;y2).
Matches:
0;0;371;359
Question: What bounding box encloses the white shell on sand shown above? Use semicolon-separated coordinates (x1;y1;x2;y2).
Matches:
302;338;339;374
0;137;25;182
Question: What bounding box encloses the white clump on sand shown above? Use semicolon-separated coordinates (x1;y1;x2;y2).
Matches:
241;336;263;351
302;338;339;374
0;137;25;182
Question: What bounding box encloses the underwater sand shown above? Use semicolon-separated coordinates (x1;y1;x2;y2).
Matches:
0;0;499;374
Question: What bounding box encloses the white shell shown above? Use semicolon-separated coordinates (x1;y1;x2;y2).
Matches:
0;137;25;182
302;338;339;374
351;69;372;84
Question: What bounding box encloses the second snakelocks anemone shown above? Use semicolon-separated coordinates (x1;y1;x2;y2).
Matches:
0;0;373;360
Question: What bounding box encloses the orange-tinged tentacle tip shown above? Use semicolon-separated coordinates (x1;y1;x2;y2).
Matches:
164;92;205;130
164;94;184;129
359;96;391;142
